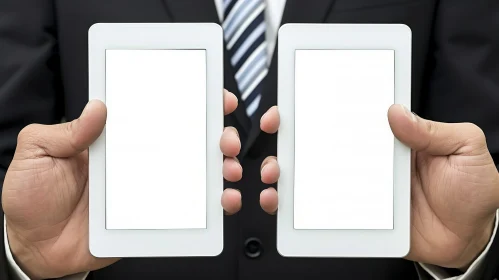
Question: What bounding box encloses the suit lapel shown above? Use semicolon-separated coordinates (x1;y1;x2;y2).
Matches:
162;0;252;135
280;0;336;24
162;0;219;22
240;0;336;157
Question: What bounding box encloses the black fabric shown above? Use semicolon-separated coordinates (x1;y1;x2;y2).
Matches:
483;223;499;279
1;0;498;279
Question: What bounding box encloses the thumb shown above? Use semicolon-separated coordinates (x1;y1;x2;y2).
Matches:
16;100;107;159
387;104;486;156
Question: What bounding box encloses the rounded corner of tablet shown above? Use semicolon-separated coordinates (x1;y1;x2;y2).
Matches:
210;243;225;257
204;22;224;42
395;24;412;42
278;23;295;36
89;239;104;258
205;22;223;32
88;22;104;36
396;24;412;34
276;240;292;258
388;232;411;258
396;241;411;258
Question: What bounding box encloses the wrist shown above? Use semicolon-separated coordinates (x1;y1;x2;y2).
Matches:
6;222;49;280
458;215;495;271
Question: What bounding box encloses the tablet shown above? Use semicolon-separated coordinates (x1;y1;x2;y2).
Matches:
88;23;224;257
277;24;412;257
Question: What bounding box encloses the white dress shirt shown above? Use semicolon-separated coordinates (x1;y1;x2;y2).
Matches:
4;1;497;279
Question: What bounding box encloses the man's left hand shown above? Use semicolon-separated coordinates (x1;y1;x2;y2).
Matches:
258;104;499;269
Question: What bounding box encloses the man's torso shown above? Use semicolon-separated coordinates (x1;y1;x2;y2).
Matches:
54;1;434;279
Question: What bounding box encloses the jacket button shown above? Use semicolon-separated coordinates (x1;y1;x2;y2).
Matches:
244;237;262;259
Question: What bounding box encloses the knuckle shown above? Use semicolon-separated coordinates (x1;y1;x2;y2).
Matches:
18;124;36;141
65;120;81;151
467;122;485;135
17;124;41;144
424;120;437;136
65;121;74;139
465;122;486;142
65;120;77;139
16;124;46;158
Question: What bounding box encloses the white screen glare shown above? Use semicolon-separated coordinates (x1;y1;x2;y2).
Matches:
294;50;395;230
105;49;207;230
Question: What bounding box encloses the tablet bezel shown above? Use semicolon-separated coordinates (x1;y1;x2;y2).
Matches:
88;23;224;257
277;24;412;257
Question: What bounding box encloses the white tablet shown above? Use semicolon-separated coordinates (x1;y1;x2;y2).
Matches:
88;23;224;257
277;24;412;257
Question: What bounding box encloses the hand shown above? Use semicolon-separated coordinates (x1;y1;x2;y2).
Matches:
259;105;499;269
2;90;243;280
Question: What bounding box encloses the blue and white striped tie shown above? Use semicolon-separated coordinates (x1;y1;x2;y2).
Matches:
223;0;268;117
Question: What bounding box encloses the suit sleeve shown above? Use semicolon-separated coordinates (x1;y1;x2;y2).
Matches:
0;1;63;279
421;0;499;279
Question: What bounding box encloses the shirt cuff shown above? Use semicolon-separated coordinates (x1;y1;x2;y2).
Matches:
418;209;499;280
4;216;90;280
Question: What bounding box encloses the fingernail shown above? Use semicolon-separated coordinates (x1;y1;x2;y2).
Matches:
264;187;275;194
225;89;236;98
225;126;239;138
231;127;239;138
231;156;240;164
261;164;267;174
81;100;94;117
260;111;268;123
400;104;416;122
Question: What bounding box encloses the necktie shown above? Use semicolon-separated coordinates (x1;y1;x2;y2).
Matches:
223;0;268;117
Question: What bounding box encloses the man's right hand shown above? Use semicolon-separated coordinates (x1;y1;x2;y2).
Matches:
2;99;116;279
2;91;243;279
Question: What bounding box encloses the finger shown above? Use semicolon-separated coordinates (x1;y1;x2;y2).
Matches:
388;104;487;156
16;100;107;159
223;157;243;182
260;188;278;215
222;188;242;215
261;156;279;184
224;89;238;115
220;127;241;157
260;106;280;134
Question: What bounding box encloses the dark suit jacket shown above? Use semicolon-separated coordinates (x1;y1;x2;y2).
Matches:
1;0;498;279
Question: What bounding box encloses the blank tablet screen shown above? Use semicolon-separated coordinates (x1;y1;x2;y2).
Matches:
294;50;394;230
105;49;207;230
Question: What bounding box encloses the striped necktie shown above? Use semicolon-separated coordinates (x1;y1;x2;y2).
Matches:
223;0;268;117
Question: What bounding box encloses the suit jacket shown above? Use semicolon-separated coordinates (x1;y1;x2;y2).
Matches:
1;0;498;279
